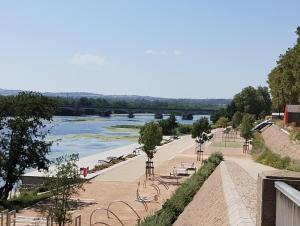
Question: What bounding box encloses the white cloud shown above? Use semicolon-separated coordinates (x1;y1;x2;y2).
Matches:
145;49;182;56
145;49;167;55
70;53;107;67
173;49;182;56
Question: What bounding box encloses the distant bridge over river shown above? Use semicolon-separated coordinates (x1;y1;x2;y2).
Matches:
57;106;217;119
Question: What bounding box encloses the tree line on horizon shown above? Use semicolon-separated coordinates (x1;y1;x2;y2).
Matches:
0;95;229;116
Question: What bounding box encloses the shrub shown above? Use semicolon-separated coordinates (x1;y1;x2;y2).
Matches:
0;191;51;211
256;150;290;169
178;124;192;134
140;152;223;226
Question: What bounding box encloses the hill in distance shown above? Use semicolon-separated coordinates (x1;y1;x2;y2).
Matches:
0;88;231;106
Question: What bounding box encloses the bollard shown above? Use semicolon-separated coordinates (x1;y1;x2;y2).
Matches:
0;210;8;226
7;210;16;226
75;215;81;226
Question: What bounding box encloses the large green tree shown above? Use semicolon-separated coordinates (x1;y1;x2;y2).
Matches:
233;86;271;118
268;27;300;111
268;27;300;109
0;92;56;200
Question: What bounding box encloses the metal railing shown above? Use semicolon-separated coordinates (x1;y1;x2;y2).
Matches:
275;181;300;226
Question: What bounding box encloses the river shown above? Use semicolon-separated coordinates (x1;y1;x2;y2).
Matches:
47;114;210;161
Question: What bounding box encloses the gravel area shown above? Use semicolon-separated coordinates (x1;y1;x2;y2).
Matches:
173;165;229;226
225;161;257;223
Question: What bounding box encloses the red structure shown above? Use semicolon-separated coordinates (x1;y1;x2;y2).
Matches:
284;104;300;127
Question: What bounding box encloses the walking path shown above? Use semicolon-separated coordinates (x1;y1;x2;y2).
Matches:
94;135;195;181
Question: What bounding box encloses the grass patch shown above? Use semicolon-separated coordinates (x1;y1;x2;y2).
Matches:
106;124;141;132
291;128;300;142
65;133;139;142
140;152;224;226
273;119;285;128
252;132;300;172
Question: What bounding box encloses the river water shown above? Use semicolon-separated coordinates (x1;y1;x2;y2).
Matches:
47;114;210;161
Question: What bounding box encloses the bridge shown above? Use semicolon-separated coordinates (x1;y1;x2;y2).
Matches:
56;106;217;120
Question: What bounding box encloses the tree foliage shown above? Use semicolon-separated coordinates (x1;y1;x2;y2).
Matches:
240;114;255;141
233;86;271;118
268;27;300;110
215;116;229;128
138;122;163;160
45;96;229;116
191;117;212;145
212;86;271;122
43;154;85;226
232;111;243;129
158;113;178;135
0;92;56;201
210;104;235;123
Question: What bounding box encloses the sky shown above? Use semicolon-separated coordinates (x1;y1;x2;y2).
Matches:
0;1;300;99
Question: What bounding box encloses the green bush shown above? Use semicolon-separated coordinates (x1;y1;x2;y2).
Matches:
177;124;192;134
256;150;290;169
140;152;223;226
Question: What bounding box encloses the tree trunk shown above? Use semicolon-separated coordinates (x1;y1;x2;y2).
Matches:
0;182;13;201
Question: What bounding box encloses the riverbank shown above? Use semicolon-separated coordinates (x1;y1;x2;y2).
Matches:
22;135;178;180
23;143;141;179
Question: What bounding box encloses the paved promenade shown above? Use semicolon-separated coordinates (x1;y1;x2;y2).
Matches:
94;135;195;181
